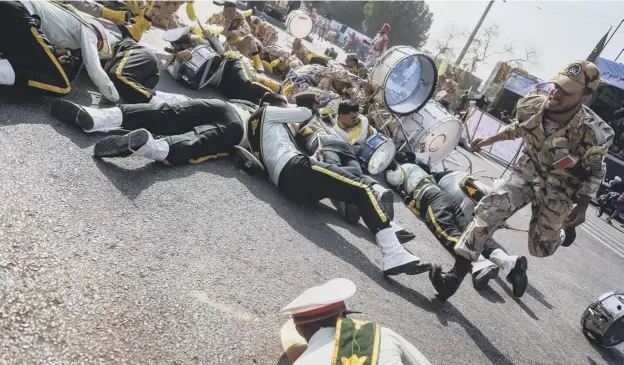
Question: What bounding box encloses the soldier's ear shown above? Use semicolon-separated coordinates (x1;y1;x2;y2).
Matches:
580;94;591;104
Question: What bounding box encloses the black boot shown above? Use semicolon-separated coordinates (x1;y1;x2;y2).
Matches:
429;256;472;301
561;226;576;247
472;265;499;290
506;256;528;298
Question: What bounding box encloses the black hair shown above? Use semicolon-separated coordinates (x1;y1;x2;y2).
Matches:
260;92;287;106
223;1;237;8
296;97;316;110
338;100;359;115
582;86;594;96
296;315;340;341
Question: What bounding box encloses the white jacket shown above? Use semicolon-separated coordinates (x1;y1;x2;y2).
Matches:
295;327;432;365
20;0;119;102
333;115;376;146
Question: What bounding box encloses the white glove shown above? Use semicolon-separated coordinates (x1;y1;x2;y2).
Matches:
99;83;120;103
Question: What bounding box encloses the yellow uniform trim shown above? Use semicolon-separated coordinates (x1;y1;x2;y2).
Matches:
116;50;152;99
370;322;381;365
338;120;363;144
331;317;344;365
27;27;71;94
189;152;230;164
427;205;459;244
311;165;387;223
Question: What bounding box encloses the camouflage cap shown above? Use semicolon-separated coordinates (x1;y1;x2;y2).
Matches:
550;60;600;94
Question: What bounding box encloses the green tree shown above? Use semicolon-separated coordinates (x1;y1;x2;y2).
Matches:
363;1;433;49
315;1;367;32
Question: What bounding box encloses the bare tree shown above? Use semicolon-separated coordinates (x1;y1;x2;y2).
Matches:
503;46;539;70
462;24;501;73
462;23;539;74
434;25;466;62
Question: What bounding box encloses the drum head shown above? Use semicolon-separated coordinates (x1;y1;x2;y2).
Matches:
423;120;462;164
368;138;396;175
377;48;437;116
287;11;313;38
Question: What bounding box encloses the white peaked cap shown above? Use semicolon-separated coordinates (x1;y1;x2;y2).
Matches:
163;25;192;42
280;278;356;324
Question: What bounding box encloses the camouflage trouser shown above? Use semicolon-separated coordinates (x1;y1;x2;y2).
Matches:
455;171;573;261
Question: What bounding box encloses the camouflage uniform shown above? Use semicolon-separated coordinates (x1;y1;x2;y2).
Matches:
251;18;278;47
456;94;614;260
282;65;358;115
150;1;186;29
207;10;259;58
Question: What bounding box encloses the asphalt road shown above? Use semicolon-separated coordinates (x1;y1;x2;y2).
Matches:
1;3;624;365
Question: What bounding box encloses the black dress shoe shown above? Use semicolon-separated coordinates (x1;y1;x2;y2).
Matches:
94;129;150;158
506;256;528;298
472;265;499;290
429;257;472;301
384;260;432;276
395;229;416;244
51;99;94;131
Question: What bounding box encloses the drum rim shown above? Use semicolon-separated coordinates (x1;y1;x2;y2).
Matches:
286;10;312;38
373;47;438;116
363;136;396;175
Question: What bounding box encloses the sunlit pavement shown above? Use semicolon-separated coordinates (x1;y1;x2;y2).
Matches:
1;3;623;364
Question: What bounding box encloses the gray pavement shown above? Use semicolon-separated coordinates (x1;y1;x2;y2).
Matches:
1;3;624;365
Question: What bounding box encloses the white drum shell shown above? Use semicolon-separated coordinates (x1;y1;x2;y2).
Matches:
370;46;437;116
395;101;462;164
286;10;313;39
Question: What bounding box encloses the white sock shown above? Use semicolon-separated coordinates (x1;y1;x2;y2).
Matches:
472;255;496;274
84;106;123;133
376;227;419;270
151;91;191;105
0;59;16;86
488;248;516;277
132;132;170;161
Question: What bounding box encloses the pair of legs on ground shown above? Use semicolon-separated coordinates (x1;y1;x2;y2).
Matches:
277;155;431;276
51;98;245;165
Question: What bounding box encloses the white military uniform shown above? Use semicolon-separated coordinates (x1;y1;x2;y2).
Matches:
280;278;432;365
334;115;376;146
19;0;119;102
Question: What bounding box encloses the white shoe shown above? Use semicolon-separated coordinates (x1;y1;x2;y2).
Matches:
0;58;16;86
376;228;430;276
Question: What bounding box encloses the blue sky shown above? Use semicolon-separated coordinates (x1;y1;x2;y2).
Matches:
424;0;624;81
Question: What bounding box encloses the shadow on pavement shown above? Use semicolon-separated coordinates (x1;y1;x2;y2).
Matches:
229;168;515;365
525;283;555;310
386;277;515;365
586;339;624;365
275;353;291;365
494;277;539;320
475;285;507;304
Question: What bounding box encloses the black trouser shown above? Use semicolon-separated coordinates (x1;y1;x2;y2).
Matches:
119;99;244;165
219;58;274;104
278;155;390;234
108;41;159;103
312;136;376;186
0;1;72;96
411;187;505;260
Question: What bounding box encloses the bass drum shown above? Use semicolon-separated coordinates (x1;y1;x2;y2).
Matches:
370;46;437;116
286;10;313;39
395;101;462;164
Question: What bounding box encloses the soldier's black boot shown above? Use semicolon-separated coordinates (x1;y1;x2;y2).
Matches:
429;256;472;301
